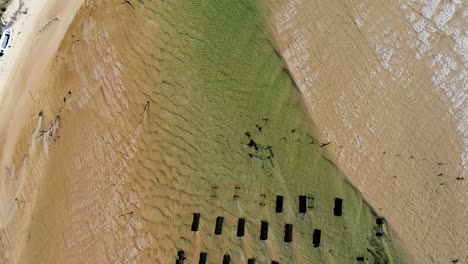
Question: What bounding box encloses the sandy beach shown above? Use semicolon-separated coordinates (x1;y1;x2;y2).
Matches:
265;0;467;262
0;0;83;261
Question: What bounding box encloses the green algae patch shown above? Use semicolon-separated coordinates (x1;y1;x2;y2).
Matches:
135;0;404;262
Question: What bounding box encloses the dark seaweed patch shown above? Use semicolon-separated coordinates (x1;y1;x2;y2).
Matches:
243;130;274;166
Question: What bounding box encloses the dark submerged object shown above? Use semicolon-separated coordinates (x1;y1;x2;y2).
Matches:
334;198;343;216
260;221;268;240
284;224;293;242
376;217;384;225
215;216;224;235
376;217;384;236
299;195;307;213
237;218;245;237
222;254;230;264
313;229;321;247
176;250;185;264
191;213;200;231
199;252;207;264
276;195;284;213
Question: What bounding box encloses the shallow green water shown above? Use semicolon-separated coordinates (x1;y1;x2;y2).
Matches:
132;0;402;262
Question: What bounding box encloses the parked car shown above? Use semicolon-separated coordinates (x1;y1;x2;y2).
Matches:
0;28;12;56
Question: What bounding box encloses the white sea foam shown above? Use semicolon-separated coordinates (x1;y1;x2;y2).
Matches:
434;3;456;29
413;18;427;33
398;0;468;172
370;0;467;171
421;0;441;19
406;12;417;22
355;18;364;28
277;0;315;95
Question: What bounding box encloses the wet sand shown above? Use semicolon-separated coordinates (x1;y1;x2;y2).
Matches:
264;0;467;263
0;0;402;263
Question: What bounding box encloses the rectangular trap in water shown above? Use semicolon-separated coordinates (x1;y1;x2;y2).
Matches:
260;221;268;240
199;252;207;264
334;198;343;216
237;218;245;237
191;213;200;231
376;217;384;225
313;229;321;247
276;196;283;213
376;218;384;237
248;259;256;264
299;195;307;213
176;250;185;264
223;254;230;264
284;224;293;242
215;217;224;235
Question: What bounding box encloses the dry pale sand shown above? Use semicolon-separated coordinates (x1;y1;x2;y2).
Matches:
265;0;467;263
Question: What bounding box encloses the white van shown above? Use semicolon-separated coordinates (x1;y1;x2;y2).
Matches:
0;28;12;56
